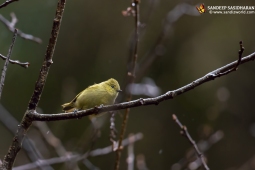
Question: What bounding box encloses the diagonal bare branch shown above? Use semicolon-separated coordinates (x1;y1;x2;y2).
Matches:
0;0;18;9
172;114;209;170
0;13;42;44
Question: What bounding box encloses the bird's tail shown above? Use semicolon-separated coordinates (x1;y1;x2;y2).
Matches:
62;102;75;112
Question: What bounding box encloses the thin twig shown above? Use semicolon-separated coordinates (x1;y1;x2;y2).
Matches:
33;122;67;156
0;0;18;9
237;155;255;170
83;159;100;170
119;0;158;100
110;112;118;151
34;109;79;170
127;134;135;170
0;13;42;44
73;127;100;167
136;154;149;170
27;50;255;121
219;40;245;76
115;1;140;169
12;133;143;170
34;120;80;170
172;114;210;170
171;130;224;170
0;29;18;99
0;1;66;169
0;53;29;68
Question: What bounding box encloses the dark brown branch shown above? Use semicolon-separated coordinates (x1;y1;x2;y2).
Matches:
12;133;143;170
28;51;255;121
0;29;18;99
0;1;66;169
0;53;29;68
0;0;18;9
115;1;140;169
172;114;209;170
0;13;42;44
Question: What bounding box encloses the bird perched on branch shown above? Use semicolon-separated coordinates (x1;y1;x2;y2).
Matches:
62;78;122;119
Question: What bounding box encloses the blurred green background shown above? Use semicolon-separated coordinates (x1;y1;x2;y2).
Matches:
1;0;255;169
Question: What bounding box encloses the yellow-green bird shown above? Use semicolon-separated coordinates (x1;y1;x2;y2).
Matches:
62;78;122;118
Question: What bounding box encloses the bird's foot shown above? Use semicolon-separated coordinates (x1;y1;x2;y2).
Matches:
94;104;104;115
72;109;78;114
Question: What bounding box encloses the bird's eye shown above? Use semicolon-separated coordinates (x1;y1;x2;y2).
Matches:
111;85;114;88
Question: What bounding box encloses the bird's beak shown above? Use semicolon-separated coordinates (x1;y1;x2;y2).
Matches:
117;89;122;92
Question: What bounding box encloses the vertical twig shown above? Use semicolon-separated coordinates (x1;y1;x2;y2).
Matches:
136;154;149;170
0;29;18;99
172;114;210;170
115;1;140;170
219;41;245;76
0;1;66;169
127;134;135;170
110;112;118;151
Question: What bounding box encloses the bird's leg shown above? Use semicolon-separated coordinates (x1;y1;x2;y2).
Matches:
94;104;104;115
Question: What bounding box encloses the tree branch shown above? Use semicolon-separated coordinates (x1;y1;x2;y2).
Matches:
0;1;66;169
172;114;209;170
0;13;42;44
0;53;29;68
33;122;68;157
0;29;18;99
12;133;143;170
218;40;244;76
171;130;224;170
26;51;255;121
0;0;18;9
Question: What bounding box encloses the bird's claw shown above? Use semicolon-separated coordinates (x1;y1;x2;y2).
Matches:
72;109;78;114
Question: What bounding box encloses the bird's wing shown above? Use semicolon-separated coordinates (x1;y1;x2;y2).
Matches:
70;84;100;104
69;91;82;103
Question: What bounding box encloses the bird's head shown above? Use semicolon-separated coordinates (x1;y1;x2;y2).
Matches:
105;78;122;95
